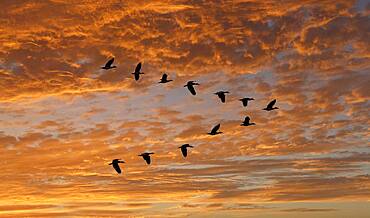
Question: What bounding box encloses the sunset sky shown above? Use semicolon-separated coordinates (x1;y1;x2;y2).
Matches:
0;0;369;217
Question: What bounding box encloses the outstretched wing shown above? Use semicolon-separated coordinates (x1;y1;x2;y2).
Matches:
135;62;142;73
219;93;226;103
134;73;140;81
242;99;248;107
143;155;151;165
112;163;121;174
181;147;188;157
162;73;167;81
105;58;114;68
267;99;276;108
244;116;250;123
187;85;196;95
211;123;220;134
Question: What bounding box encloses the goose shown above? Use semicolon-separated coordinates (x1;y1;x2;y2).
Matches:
263;99;279;111
214;91;229;103
184;81;199;95
132;62;144;81
178;144;194;157
208;123;222;135
101;58;116;70
109;159;125;174
138;152;154;165
159;73;173;83
241;116;256;126
239;97;254;107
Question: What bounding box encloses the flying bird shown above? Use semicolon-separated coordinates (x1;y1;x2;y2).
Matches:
208;123;223;135
159;73;173;83
108;159;125;174
101;58;116;70
263;99;279;111
239;97;254;107
241;116;256;126
179;144;194;158
184;81;199;95
138;152;154;165
214;91;229;103
132;62;144;81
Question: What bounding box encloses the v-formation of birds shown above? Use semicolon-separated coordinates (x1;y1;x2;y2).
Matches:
102;58;279;174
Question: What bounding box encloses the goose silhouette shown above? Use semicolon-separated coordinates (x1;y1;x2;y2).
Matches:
101;58;116;70
109;159;125;174
179;144;193;157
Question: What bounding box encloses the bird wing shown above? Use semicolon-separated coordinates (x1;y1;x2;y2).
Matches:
181;147;188;157
105;58;114;68
267;99;276;108
187;85;197;95
242;99;248;107
112;162;121;174
134;73;140;81
162;73;167;81
219;93;226;103
135;62;141;73
211;124;220;134
244;116;250;123
143;155;151;164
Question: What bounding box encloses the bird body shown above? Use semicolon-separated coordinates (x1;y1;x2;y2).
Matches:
263;99;279;111
184;81;199;95
215;91;229;103
101;58;116;70
159;73;173;83
179;144;194;157
132;62;144;81
109;159;125;174
241;116;256;126
208;123;222;135
239;97;254;107
138;152;154;165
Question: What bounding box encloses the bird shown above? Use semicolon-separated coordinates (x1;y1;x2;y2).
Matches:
239;97;254;107
208;123;222;135
179;144;194;158
138;152;154;165
132;62;144;81
159;73;173;83
214;91;229;103
263;99;279;111
101;58;116;70
184;81;199;95
241;116;256;126
109;159;125;174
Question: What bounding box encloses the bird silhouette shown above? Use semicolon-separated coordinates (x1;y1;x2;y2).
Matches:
101;58;116;70
179;144;194;157
215;91;229;103
241;116;256;126
263;99;279;111
159;73;173;83
239;97;254;107
109;159;125;174
208;123;223;135
138;152;154;165
184;81;199;95
132;62;144;81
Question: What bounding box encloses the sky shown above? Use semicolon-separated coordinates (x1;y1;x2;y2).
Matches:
0;0;369;217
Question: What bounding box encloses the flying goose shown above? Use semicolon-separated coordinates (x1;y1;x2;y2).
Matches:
138;152;154;165
101;58;116;70
179;144;194;157
109;159;125;174
263;99;279;111
184;81;199;95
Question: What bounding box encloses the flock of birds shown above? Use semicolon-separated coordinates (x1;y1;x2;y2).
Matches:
102;58;279;174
